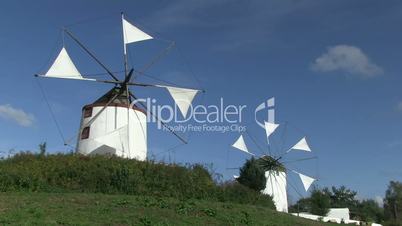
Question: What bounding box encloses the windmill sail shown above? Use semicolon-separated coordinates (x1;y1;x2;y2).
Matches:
264;121;279;139
290;137;311;152
122;17;153;45
157;85;199;118
297;172;316;192
44;47;82;79
40;47;95;81
232;135;254;155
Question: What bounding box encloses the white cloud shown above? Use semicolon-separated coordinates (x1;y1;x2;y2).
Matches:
0;104;35;127
311;45;383;77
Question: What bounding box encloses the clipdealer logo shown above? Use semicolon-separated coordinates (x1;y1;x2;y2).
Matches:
255;97;275;128
131;97;275;133
131;98;247;133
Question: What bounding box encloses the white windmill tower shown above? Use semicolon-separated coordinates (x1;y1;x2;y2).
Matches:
35;13;200;160
231;122;317;213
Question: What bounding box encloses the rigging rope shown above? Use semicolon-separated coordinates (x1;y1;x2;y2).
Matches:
245;130;267;156
35;78;67;146
64;12;118;28
175;45;204;90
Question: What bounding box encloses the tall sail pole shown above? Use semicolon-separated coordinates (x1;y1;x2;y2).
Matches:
122;12;129;80
122;12;131;158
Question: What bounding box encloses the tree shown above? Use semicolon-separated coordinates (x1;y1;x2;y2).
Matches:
322;185;360;219
290;185;384;222
237;157;266;192
323;186;359;209
384;181;402;223
357;199;384;223
309;188;331;216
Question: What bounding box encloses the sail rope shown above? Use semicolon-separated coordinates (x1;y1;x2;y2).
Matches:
245;130;268;156
35;77;68;146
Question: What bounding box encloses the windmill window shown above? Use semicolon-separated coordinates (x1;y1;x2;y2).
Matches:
81;127;90;140
84;107;93;118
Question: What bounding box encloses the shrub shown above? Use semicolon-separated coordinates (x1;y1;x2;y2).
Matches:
218;182;275;208
309;188;331;216
237;157;266;192
0;153;274;208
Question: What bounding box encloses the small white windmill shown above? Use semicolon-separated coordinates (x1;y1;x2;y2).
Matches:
231;121;317;213
35;13;201;160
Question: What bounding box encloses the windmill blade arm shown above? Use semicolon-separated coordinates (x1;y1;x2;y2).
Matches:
123;69;134;84
35;74;124;85
64;29;120;82
126;82;203;92
126;82;155;87
129;92;188;144
35;74;96;81
282;157;318;164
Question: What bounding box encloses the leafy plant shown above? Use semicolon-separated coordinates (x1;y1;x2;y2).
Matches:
237;157;267;192
309;188;331;216
0;152;274;208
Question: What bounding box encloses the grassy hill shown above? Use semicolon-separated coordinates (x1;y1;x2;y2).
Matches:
0;153;340;225
0;192;340;226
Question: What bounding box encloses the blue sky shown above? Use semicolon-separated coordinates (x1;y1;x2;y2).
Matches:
1;0;402;202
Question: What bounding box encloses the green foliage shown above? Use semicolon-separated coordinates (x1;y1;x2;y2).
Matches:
384;181;402;224
356;199;384;223
0;152;273;208
323;186;358;211
289;187;331;216
291;185;385;224
237;157;267;192
218;182;275;208
309;188;331;216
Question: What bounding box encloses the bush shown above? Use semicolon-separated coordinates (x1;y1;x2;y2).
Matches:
309;188;331;216
218;182;275;208
237;157;266;192
0;153;274;208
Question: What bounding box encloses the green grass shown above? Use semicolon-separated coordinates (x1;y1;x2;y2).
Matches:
0;192;341;226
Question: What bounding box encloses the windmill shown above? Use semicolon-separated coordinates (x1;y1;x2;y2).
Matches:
231;121;317;213
35;13;201;160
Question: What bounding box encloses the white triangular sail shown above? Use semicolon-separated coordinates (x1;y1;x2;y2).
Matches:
264;121;279;139
232;135;254;156
157;85;199;118
297;172;316;192
290;137;311;152
122;18;153;45
45;47;83;79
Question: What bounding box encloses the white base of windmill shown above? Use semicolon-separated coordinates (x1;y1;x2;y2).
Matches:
262;171;288;213
76;104;147;160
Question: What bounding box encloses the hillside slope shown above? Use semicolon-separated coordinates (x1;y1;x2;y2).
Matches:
0;192;340;226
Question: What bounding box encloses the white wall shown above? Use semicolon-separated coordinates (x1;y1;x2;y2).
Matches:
76;105;147;160
262;171;288;212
